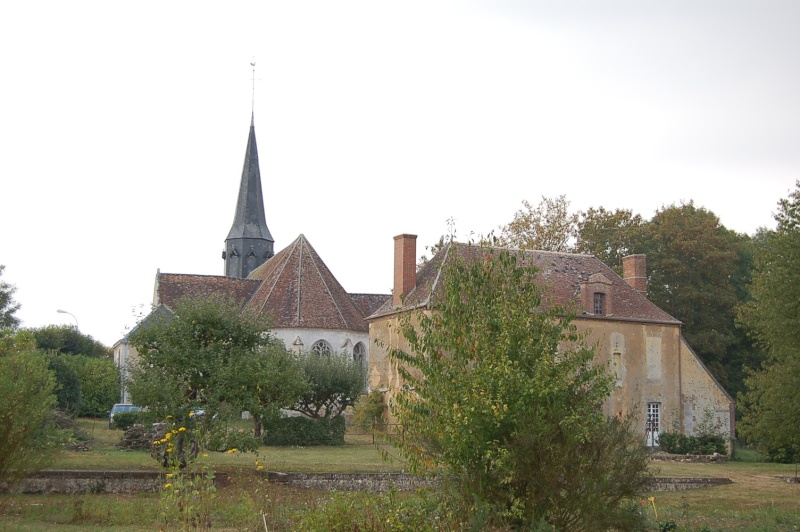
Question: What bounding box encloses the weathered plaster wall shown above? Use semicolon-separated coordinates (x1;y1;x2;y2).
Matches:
576;318;683;435
679;337;734;438
272;327;369;361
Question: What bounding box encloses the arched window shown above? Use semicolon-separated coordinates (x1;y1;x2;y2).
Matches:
311;340;332;357
353;342;366;365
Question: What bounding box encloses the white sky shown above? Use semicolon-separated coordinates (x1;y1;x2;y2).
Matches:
1;1;798;346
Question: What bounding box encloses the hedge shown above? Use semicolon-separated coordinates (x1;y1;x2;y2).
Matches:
262;415;345;446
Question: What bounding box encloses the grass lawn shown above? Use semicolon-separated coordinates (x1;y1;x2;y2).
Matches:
1;418;799;530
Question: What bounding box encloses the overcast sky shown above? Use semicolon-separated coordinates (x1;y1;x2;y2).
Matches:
1;1;798;346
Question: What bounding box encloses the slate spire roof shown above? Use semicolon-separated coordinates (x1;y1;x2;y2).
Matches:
224;114;275;278
227;114;273;242
246;234;377;331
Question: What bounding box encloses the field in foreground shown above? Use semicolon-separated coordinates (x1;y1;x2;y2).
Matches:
0;419;798;530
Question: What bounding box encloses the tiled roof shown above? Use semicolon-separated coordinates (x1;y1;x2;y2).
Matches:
246;234;376;331
369;242;679;325
350;293;391;318
154;273;261;308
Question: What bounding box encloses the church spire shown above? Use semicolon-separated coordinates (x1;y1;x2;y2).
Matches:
223;114;274;278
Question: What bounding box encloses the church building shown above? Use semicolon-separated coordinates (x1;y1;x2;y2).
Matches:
113;115;389;401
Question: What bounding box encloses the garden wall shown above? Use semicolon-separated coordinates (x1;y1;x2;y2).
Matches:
2;471;730;494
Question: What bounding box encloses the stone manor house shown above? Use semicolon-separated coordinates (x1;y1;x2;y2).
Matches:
114;115;734;444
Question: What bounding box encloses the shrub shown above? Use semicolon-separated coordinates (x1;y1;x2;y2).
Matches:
262;415;345;446
111;411;141;431
352;390;386;432
658;432;727;455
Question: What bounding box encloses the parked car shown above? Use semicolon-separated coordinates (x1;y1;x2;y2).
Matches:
108;403;142;428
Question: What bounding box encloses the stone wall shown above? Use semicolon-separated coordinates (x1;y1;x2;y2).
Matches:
2;470;730;494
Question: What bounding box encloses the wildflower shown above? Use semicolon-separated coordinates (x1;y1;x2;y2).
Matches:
648;496;658;519
189;411;195;417
164;483;172;489
202;453;208;458
166;473;174;479
257;465;264;470
166;415;173;419
164;433;172;441
178;427;186;432
640;500;648;506
226;448;238;454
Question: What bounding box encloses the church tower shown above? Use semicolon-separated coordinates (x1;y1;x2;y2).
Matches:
223;113;274;278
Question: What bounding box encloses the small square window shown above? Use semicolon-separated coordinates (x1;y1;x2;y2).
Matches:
593;292;605;315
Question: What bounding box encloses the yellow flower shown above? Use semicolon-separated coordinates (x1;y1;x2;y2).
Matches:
178;427;186;432
257;465;264;470
202;453;208;458
166;473;174;479
164;483;172;489
226;448;238;454
166;415;173;419
188;411;195;417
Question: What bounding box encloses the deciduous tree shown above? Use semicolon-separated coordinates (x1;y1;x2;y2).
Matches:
290;352;364;419
388;244;650;529
575;206;646;273
497;195;577;252
642;202;743;385
0;330;67;487
0;265;20;331
738;182;800;461
129;295;305;446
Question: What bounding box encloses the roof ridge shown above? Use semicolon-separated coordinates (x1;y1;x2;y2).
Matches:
256;236;300;316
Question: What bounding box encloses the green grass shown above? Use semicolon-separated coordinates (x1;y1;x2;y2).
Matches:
53;418;402;473
3;419;799;530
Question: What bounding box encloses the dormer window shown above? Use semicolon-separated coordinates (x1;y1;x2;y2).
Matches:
594;292;605;315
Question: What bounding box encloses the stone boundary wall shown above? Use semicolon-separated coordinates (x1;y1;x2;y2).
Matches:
2;471;730;494
651;452;728;463
0;471;229;495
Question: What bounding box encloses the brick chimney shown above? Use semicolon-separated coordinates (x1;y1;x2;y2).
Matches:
622;254;647;296
393;234;417;306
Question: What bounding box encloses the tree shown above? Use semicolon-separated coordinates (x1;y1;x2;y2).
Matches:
61;355;120;417
388;245;650;529
642;202;743;385
0;265;20;331
129;295;305;447
0;330;67;487
497;195;577;252
218;336;307;438
575;206;647;273
32;325;110;358
47;355;82;415
290;352;365;419
738;182;800;461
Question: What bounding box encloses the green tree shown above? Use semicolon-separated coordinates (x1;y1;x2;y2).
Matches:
738;182;800;461
497;195;577;252
62;355;120;417
129;295;305;447
290;352;365;419
0;330;68;487
32;325;109;358
388;244;650;529
642;202;743;385
575;206;647;273
0;265;21;330
47;355;82;415
218;337;307;438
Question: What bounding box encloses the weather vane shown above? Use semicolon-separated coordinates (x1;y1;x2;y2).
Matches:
251;58;256;116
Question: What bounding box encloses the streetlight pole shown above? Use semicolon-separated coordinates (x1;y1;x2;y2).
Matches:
57;309;79;330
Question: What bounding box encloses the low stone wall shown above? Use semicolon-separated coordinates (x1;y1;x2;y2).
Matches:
651;452;728;463
650;477;733;491
2;471;730;494
0;470;228;495
266;472;436;492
